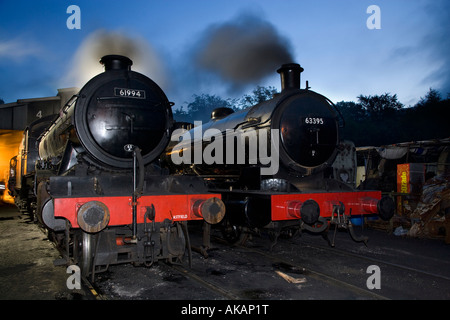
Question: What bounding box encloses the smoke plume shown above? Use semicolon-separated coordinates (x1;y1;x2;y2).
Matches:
63;29;168;90
193;14;294;88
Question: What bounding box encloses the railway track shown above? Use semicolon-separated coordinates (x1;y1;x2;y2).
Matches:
81;275;108;300
169;264;241;300
59;224;449;300
229;240;390;300
90;228;393;300
209;232;392;300
299;239;450;282
228;227;450;300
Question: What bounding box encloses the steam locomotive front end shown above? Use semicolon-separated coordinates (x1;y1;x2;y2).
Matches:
271;63;340;176
38;55;173;171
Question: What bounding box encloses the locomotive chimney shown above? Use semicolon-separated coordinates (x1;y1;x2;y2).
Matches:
100;55;133;71
277;63;304;91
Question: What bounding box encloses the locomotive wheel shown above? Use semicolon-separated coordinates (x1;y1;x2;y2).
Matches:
220;219;248;245
166;222;187;263
76;231;96;277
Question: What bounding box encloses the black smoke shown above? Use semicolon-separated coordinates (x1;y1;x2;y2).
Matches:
192;13;294;88
64;14;296;107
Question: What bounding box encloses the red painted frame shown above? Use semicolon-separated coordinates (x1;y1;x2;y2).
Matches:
271;190;382;221
54;194;221;228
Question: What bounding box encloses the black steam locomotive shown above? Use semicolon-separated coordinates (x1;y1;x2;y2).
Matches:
164;63;394;246
26;55;225;277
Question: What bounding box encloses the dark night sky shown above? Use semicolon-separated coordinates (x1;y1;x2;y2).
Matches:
0;0;449;108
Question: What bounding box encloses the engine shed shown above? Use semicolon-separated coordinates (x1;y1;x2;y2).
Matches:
0;88;78;203
0;87;78;131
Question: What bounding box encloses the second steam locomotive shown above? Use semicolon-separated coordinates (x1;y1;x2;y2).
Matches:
165;63;394;246
32;55;225;277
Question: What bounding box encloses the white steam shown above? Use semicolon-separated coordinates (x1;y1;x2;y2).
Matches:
63;30;168;90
